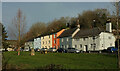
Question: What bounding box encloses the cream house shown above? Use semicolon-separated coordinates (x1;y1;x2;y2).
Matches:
41;34;52;49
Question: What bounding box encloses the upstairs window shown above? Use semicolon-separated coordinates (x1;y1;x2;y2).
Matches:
62;38;63;42
54;40;56;44
83;38;86;41
54;34;56;38
49;40;50;43
67;38;69;41
108;36;111;39
80;44;82;48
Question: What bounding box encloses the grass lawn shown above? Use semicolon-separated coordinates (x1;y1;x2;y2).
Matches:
2;51;117;69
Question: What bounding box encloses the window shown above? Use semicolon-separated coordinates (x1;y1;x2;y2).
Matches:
69;45;70;48
54;34;55;38
54;40;56;44
76;39;79;41
75;45;77;48
65;45;67;48
62;38;63;42
93;43;96;48
80;44;82;48
102;44;103;47
83;38;86;41
67;45;69;48
67;38;69;41
62;45;64;48
73;39;74;41
49;40;50;43
93;36;95;40
108;36;111;39
110;43;112;46
91;44;93;48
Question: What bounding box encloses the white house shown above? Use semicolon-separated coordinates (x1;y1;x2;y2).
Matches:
58;21;116;52
24;39;34;51
72;27;116;52
34;36;41;49
58;27;80;49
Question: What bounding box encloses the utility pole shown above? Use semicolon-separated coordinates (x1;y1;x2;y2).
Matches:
93;20;96;51
116;1;120;68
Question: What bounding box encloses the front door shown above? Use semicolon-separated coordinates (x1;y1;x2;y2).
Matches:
84;45;88;52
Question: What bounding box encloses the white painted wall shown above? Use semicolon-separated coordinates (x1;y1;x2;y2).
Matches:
60;36;72;49
99;32;116;50
72;32;116;51
34;38;41;49
25;41;34;49
72;36;100;51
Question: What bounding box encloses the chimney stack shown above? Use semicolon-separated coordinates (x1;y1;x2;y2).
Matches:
106;19;112;32
77;19;80;28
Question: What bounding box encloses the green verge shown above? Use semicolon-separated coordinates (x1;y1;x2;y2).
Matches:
2;51;117;69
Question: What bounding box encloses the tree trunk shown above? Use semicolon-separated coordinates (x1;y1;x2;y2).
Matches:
17;47;20;56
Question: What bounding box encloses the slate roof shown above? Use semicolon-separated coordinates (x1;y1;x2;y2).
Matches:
73;27;105;38
27;38;34;42
58;27;78;38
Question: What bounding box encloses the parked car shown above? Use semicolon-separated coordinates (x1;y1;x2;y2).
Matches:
24;48;29;51
48;48;57;52
66;48;80;53
34;48;40;52
107;47;118;53
0;48;5;52
40;48;48;52
57;48;66;53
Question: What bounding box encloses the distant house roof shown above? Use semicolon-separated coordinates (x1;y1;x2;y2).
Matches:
27;38;34;42
73;27;105;38
40;29;64;37
34;35;41;39
6;40;17;43
58;27;78;38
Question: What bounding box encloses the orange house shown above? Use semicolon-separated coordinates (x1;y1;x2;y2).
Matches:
52;29;65;49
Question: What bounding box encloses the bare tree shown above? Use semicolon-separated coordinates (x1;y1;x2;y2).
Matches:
112;0;120;68
10;8;26;55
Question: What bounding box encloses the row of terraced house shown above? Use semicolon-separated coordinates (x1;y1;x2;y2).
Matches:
25;21;116;52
